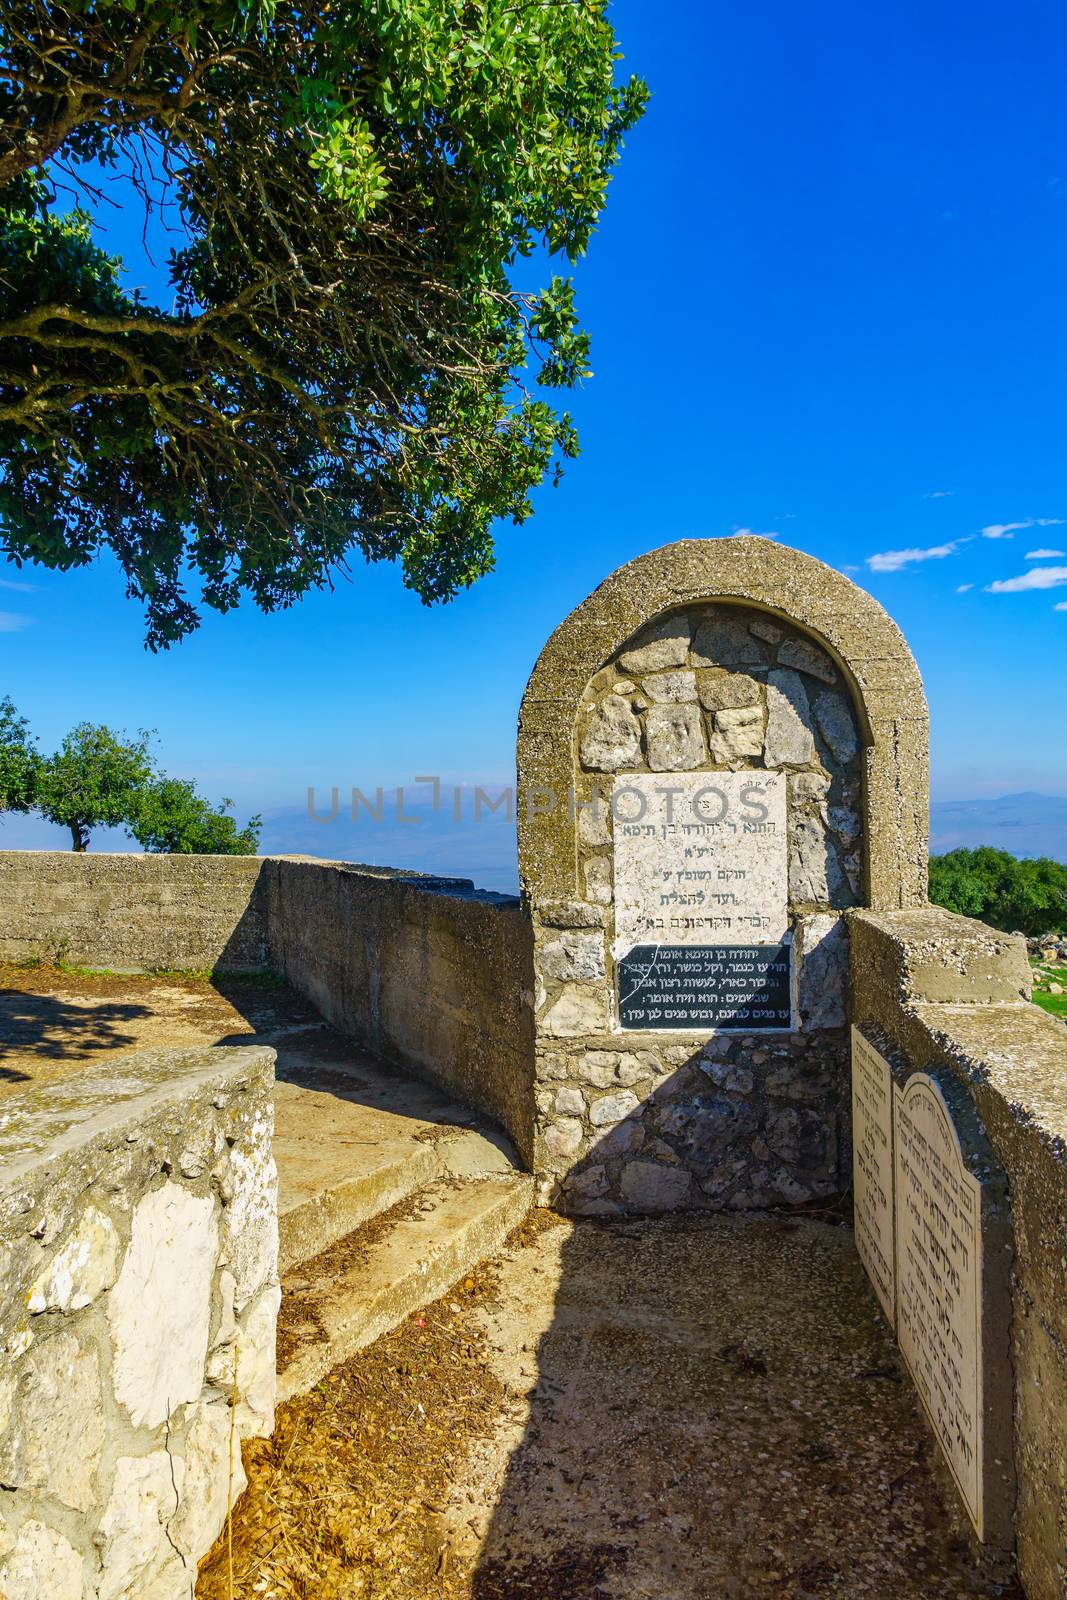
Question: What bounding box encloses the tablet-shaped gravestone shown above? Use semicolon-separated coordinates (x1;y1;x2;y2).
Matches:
893;1070;1014;1545
850;1027;896;1324
612;772;790;1031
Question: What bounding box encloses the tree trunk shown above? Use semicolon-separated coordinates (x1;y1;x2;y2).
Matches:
70;823;89;852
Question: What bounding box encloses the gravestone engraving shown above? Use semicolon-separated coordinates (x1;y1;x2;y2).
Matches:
893;1072;998;1541
850;1028;896;1324
611;773;790;1031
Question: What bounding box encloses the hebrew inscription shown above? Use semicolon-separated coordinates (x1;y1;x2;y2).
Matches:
850;1028;896;1324
611;773;790;1032
893;1072;985;1537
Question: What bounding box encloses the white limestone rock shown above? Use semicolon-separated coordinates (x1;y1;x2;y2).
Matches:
644;704;706;771
813;688;860;763
620;1161;692;1212
171;1402;247;1567
554;1086;585;1116
643;669;698;704
576;798;612;847
108;1182;218;1429
0;1519;83;1600
697;671;762;712
96;1451;186;1600
578;694;642;771
692;611;770;668
222;1104;278;1312
26;1205;120;1313
541;984;610;1038
764;669;816;767
709;705;765;765
543;1119;583;1159
0;1331;103;1512
588;1089;640;1128
777;637;837;684
618;614;692;673
795;913;849;1030
539;930;606;982
583;855;612;906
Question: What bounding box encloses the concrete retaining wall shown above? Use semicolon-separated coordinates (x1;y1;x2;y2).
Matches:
0;851;536;1162
0;852;268;973
262;858;535;1165
849;908;1067;1600
0;1044;279;1600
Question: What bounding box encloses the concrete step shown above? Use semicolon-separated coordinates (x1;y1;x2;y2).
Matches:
272;1026;522;1273
277;1174;535;1400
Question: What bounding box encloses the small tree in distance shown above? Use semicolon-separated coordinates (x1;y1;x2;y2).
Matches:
36;723;154;851
0;703;260;853
0;696;39;814
127;777;260;855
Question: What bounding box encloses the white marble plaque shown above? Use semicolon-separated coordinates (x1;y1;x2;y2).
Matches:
611;773;787;952
850;1028;896;1324
893;1073;984;1536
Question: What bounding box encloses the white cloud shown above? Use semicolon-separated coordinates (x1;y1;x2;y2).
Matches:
1055;601;1067;612
1025;548;1065;560
0;578;34;593
955;583;973;593
923;489;954;499
866;541;963;573
981;517;1065;539
732;527;779;539
0;611;30;632
985;566;1067;593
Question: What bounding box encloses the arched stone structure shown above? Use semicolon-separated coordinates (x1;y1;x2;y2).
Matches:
516;536;929;1213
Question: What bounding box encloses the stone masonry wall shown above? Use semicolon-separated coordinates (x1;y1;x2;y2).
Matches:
0;1044;279;1600
0;852;268;973
531;601;863;1214
849;909;1067;1600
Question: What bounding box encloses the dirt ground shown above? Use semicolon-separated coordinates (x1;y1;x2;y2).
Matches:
0;962;313;1092
199;1211;1019;1600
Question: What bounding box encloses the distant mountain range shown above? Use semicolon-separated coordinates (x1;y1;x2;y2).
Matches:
930;792;1067;861
4;790;1064;891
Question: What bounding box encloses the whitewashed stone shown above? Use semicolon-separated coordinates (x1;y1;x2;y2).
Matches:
813;688;859;763
692;612;769;667
709;705;764;765
644;669;698;704
589;1089;640;1128
0;1519;82;1600
618;614;691;672
827;805;860;847
539;931;605;982
541;985;610;1038
96;1451;185;1600
109;1183;218;1429
620;1161;691;1211
543;1119;583;1158
697;1059;754;1093
26;1206;119;1313
223;1105;279;1311
644;704;706;770
697;671;762;712
777;637;837;683
795;914;849;1030
764;669;816;766
207;1280;280;1436
583;855;612;906
0;1332;103;1512
579;694;642;771
789;770;830;805
171;1402;247;1566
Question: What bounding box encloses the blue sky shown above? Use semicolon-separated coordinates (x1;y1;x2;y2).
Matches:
3;0;1067;863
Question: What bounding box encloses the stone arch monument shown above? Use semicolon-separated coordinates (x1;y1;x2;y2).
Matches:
516;535;929;1213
